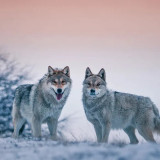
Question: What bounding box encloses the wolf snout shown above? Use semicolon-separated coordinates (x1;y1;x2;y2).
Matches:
57;88;62;94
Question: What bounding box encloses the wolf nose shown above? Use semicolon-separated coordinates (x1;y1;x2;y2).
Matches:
90;89;95;93
57;88;62;94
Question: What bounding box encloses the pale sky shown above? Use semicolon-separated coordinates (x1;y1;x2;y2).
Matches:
0;0;160;141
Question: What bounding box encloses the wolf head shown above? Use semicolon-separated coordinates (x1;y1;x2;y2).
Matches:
83;67;107;98
46;66;72;101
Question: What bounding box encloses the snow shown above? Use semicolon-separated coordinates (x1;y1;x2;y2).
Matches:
0;138;160;160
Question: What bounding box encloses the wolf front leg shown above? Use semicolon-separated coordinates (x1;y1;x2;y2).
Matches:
31;115;41;138
92;120;102;142
101;121;111;143
47;117;58;141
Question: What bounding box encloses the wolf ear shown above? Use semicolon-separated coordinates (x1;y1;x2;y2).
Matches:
98;68;106;81
48;66;55;76
63;66;70;77
85;67;92;79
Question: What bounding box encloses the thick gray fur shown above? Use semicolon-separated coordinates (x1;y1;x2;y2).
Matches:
82;67;160;143
12;66;72;140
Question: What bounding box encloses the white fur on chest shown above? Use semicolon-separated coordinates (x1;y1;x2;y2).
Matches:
42;103;63;121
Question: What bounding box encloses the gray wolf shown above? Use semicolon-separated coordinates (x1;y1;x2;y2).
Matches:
12;66;72;140
82;67;160;143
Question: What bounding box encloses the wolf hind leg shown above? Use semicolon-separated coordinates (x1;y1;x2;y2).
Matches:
124;126;139;144
154;117;160;134
137;126;156;143
13;117;26;138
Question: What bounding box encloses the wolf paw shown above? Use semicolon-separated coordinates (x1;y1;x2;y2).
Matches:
12;133;19;139
32;137;42;141
50;136;58;141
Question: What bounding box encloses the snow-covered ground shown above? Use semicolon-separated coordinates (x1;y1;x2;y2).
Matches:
1;116;160;160
0;137;160;160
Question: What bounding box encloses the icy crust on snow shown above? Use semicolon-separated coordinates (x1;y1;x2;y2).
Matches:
0;138;160;160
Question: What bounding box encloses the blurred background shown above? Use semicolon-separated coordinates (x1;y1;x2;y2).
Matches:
0;0;160;142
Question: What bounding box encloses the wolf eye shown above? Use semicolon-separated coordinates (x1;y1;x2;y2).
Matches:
97;83;101;86
62;80;66;84
87;82;91;86
53;81;57;84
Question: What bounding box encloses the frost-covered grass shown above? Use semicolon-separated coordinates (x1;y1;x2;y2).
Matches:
1;115;160;160
0;137;160;160
1;112;160;160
